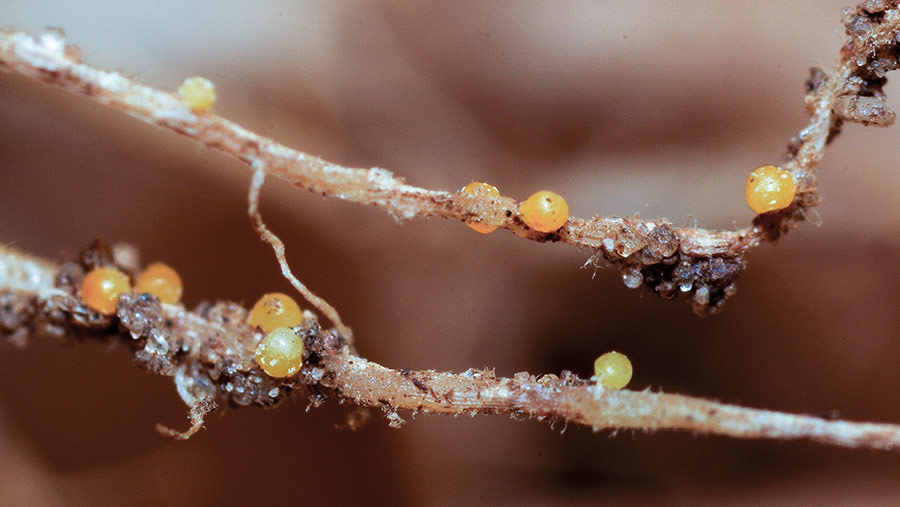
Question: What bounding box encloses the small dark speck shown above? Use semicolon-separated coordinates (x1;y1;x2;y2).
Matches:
817;409;841;420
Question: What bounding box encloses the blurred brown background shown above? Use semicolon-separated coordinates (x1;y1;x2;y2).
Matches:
2;1;900;505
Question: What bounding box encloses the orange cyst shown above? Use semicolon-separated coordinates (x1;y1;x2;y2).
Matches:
461;181;500;234
247;292;303;333
745;165;797;214
519;190;569;233
81;267;131;315
135;262;183;304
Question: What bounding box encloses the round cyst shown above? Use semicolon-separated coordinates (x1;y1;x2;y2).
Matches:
248;292;303;333
81;266;131;316
135;262;183;304
255;327;304;378
519;190;569;233
593;351;633;390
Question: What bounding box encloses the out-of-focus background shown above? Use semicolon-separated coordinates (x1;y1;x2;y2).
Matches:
2;1;900;504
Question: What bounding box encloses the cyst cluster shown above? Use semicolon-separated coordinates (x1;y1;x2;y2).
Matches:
45;243;323;415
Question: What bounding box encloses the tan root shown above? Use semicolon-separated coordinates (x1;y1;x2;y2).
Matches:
3;1;900;449
10;13;899;311
2;244;900;450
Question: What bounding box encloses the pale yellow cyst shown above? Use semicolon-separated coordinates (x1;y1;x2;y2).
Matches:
177;76;217;113
593;351;632;390
255;327;304;378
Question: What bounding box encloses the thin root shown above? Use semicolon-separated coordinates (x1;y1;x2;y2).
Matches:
156;398;218;440
248;167;354;340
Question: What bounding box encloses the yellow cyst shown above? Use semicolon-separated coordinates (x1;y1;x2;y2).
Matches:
593;351;633;390
255;327;304;378
135;262;183;304
519;190;569;233
81;267;131;316
247;292;303;333
177;76;217;113
461;181;500;234
745;165;797;214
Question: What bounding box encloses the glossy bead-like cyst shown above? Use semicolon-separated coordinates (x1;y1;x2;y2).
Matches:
177;76;217;113
745;165;796;214
247;292;303;333
461;181;500;234
135;262;183;304
255;327;304;378
519;190;569;233
81;267;131;315
593;351;633;390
